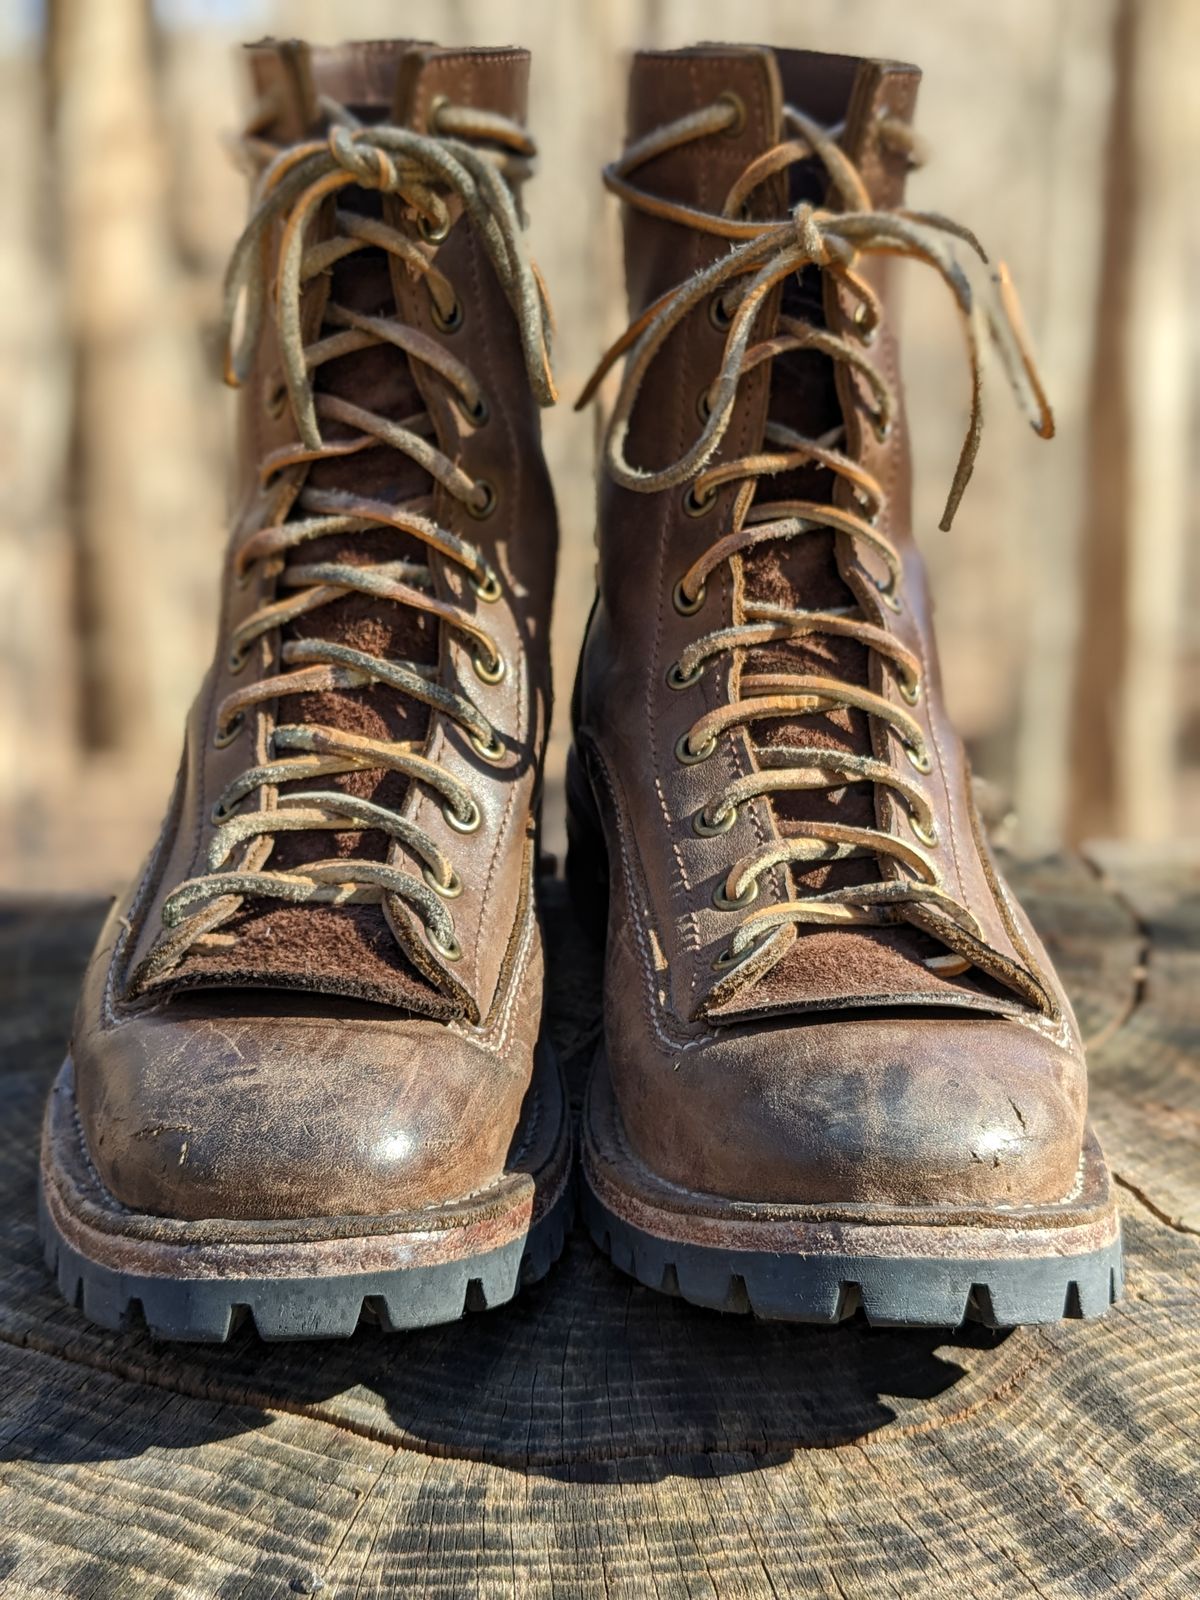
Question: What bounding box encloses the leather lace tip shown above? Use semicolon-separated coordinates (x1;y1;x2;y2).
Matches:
994;260;1055;441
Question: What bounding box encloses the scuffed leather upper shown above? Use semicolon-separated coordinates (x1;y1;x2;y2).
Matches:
575;45;1089;1208
68;41;558;1222
72;866;544;1220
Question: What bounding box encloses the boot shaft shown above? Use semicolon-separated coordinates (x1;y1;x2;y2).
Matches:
602;45;920;595
577;44;1059;1024
120;40;558;1024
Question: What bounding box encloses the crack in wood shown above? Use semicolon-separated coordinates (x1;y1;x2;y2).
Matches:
1112;1173;1200;1239
1078;846;1150;1051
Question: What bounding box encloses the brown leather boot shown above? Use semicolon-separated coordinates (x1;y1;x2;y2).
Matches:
570;45;1121;1327
39;39;570;1340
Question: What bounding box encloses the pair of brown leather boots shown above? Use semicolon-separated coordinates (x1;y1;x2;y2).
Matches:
39;39;1122;1341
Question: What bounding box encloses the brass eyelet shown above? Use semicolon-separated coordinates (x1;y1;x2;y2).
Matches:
227;645;249;676
210;798;237;826
713;877;758;912
853;303;878;346
694;804;737;837
877;578;903;614
468;479;497;519
911;816;939;848
873;415;894;445
471;567;502;603
683;483;717;518
708;295;733;331
419;212;452;245
716;89;747;138
428;926;463;962
898;675;922;706
432;296;463;333
672;578;706;616
444;797;481;834
461;393;489;427
666;660;704;691
234;562;254;591
905;742;933;775
427;94;450;134
265;377;288;419
423;864;463;900
712;933;766;973
473;649;506;685
213;711;245;749
696;388;713;422
854;490;882;528
470;729;506;764
675;730;717;766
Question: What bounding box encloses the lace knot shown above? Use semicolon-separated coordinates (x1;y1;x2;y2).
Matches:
791;202;831;265
326;126;402;192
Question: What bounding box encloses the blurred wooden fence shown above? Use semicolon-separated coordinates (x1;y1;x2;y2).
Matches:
1;0;1197;892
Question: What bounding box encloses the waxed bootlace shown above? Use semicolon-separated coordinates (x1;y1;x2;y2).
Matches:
140;97;554;985
581;97;1053;976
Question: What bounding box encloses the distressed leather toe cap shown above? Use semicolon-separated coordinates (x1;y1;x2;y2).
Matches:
72;992;535;1223
611;1011;1087;1210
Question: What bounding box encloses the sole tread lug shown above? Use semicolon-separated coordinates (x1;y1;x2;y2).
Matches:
585;1187;1124;1330
39;1176;572;1343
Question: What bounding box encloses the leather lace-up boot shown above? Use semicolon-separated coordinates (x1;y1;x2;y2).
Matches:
39;39;570;1340
570;45;1122;1327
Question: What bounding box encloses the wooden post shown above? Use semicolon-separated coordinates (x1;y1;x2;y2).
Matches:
1067;0;1197;842
0;39;74;837
52;0;223;759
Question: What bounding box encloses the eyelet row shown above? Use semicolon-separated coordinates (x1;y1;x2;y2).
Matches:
473;649;506;685
468;478;497;519
713;877;757;912
852;301;878;346
910;815;939;848
694;803;737;837
423;864;462;900
212;711;244;749
683;483;717;517
432;297;463;335
427;926;462;962
712;932;767;973
666;659;703;691
461;392;489;427
675;730;717;766
444;797;481;834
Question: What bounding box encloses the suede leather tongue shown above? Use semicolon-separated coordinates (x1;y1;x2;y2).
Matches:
169;42;459;1017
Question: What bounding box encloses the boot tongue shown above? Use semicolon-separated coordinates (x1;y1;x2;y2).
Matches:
741;53;879;919
266;52;438;896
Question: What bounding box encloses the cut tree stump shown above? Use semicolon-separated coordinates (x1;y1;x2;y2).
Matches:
0;850;1197;1598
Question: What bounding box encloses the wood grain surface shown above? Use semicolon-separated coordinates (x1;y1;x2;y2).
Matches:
0;852;1197;1598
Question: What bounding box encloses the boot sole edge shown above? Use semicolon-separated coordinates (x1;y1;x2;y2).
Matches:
582;1054;1123;1329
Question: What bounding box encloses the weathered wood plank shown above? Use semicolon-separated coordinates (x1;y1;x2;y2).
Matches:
0;856;1197;1598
